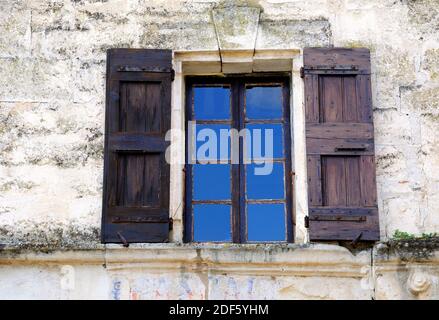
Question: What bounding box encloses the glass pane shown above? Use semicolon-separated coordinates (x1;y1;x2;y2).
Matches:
246;162;285;199
246;86;282;119
194;87;230;120
191;124;231;162
194;204;231;242
193;164;231;200
247;204;285;241
244;123;283;161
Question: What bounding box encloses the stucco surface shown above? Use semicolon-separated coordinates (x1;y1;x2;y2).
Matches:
0;0;439;299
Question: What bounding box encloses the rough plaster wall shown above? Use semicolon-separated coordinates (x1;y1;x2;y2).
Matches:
0;0;438;248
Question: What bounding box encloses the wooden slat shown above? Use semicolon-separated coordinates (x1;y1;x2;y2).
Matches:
304;74;319;123
309;207;376;216
306;123;373;139
346;157;361;206
343;76;359;121
110;72;170;81
303;69;363;75
308;214;379;241
108;206;168;217
109;134;169;152
321;76;343;122
304;48;371;74
357;75;373;123
108;49;172;75
159;77;172;214
307;155;322;206
360;155;378;206
306;137;374;155
322;157;347;206
104;223;169;243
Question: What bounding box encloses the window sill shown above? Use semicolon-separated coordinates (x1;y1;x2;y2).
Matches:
0;243;371;277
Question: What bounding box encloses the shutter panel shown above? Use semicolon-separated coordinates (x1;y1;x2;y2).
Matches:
102;49;172;244
303;48;379;241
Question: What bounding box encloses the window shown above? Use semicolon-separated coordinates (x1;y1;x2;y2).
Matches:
184;76;293;243
101;47;379;245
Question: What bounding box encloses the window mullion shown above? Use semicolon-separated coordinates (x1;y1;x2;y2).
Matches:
238;81;246;243
231;80;241;243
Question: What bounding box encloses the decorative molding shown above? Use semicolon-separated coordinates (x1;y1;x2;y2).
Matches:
0;244;370;278
407;270;431;296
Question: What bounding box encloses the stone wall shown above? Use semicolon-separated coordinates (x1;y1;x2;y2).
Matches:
1;243;439;300
0;0;439;299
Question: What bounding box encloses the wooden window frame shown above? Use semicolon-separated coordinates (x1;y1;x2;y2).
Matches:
184;74;294;243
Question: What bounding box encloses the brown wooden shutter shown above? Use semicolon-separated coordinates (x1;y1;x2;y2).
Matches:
303;48;379;241
102;49;172;244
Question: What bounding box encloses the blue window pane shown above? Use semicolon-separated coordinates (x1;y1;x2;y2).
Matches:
247;204;285;241
244;123;284;161
246;162;285;199
194;87;230;120
193;164;231;200
194;204;231;242
246;86;282;119
191;124;231;162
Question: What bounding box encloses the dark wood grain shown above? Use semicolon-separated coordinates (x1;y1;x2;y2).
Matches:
109;134;169;152
307;155;322;206
102;49;172;244
360;155;378;206
306;123;373;139
306;137;374;155
304;74;319;123
321;76;343;122
303;47;371;74
346;157;361;206
304;47;379;242
322;156;347;206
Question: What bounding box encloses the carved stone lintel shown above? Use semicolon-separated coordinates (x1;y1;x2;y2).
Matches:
212;6;260;73
212;6;260;51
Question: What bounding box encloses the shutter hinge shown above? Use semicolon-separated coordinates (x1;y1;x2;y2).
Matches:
300;67;304;78
304;216;309;228
117;232;129;248
169;217;173;231
351;232;363;247
171;69;175;81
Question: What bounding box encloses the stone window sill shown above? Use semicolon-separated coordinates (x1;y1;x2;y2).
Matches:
0;243;371;277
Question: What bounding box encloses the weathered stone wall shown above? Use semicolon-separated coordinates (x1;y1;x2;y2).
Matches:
0;0;438;299
1;243;439;300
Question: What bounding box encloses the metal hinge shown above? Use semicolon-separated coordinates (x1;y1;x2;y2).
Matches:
300;67;304;78
117;66;171;72
117;232;129;248
171;69;175;81
169;217;173;231
304;216;309;228
351;232;363;247
306;65;359;71
310;215;366;222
